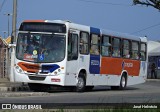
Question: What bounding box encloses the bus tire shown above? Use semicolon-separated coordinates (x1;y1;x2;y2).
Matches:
111;74;127;90
76;73;86;92
119;74;127;90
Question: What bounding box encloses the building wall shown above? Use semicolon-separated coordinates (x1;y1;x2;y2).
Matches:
148;41;160;79
0;37;8;79
148;56;160;79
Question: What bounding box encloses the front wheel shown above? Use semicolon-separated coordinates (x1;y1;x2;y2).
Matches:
76;74;86;92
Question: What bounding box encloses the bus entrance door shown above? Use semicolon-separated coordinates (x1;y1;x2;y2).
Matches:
66;30;79;85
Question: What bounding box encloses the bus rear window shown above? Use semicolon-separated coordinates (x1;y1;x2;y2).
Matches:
140;43;147;61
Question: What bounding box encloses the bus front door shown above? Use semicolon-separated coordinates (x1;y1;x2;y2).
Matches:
66;30;79;85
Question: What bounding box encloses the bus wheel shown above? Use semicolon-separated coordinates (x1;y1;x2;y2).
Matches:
76;74;86;92
119;74;127;90
111;74;127;90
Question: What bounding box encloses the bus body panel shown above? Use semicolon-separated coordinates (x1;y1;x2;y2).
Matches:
107;75;121;86
14;20;148;89
127;76;146;86
14;70;66;85
139;61;148;78
100;57;140;76
89;27;101;74
14;58;67;86
87;74;108;85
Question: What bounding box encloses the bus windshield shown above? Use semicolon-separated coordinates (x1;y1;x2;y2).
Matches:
16;33;66;63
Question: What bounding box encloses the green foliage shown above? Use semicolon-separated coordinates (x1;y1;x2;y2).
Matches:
133;0;160;10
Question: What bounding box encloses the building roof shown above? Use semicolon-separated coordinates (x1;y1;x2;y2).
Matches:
148;46;160;56
148;41;160;56
0;36;11;47
4;36;11;45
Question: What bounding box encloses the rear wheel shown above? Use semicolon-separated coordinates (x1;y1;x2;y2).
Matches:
111;74;127;90
119;74;127;90
76;73;86;92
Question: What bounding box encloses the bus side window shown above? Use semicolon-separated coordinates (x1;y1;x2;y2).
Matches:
112;37;121;57
122;40;130;58
68;33;78;61
101;35;111;56
80;32;89;54
90;34;100;55
140;43;146;61
131;41;139;60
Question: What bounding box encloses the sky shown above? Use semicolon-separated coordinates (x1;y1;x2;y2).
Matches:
0;0;160;41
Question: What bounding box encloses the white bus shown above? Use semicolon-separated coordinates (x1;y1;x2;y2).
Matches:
14;20;148;92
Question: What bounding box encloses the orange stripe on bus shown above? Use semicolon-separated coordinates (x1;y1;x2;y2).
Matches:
100;57;140;76
23;20;45;23
18;62;40;73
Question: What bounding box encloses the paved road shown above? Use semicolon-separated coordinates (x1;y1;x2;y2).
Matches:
0;80;160;104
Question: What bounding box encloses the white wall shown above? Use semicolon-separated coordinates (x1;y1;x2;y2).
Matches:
148;41;160;56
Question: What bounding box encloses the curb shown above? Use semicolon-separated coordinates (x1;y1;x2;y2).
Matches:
0;86;30;92
0;92;50;97
146;79;160;82
0;82;30;92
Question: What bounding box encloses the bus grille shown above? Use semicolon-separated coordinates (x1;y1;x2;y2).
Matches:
28;76;46;81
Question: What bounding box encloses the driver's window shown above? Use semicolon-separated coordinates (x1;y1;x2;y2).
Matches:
68;33;78;61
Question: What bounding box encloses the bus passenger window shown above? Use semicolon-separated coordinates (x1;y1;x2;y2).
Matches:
140;43;146;61
123;40;130;58
101;35;111;56
112;38;121;57
90;34;100;55
80;32;89;54
131;41;139;60
90;45;99;55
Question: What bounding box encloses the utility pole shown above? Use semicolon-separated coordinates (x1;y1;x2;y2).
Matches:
10;0;17;82
12;0;17;43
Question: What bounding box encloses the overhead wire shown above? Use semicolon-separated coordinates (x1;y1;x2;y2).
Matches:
0;0;7;12
131;23;160;34
75;0;159;35
75;0;133;7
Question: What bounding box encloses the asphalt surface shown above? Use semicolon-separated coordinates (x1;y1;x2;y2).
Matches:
0;80;160;104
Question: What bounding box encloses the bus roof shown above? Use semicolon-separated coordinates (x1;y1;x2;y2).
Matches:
101;29;147;42
22;19;147;43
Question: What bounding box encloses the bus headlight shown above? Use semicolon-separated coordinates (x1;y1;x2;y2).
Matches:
54;71;58;75
15;65;24;73
58;69;61;72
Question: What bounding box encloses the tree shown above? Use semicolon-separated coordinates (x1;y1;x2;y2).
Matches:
133;0;160;10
